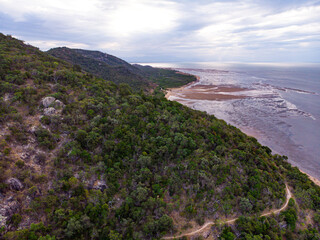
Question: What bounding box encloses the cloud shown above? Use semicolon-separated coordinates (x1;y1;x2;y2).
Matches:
24;40;90;50
0;0;319;62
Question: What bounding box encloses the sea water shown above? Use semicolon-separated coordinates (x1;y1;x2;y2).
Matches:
139;62;320;180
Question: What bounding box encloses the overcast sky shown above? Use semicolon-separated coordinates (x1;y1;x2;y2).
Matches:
0;0;319;62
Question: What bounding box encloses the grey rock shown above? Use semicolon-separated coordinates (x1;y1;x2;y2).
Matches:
0;214;6;228
92;180;107;191
41;96;56;107
44;107;56;115
6;178;23;191
30;125;37;133
0;199;19;227
3;93;11;102
53;99;65;109
20;152;30;161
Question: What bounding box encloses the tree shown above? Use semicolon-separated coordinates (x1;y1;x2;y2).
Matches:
239;198;253;213
108;230;122;240
220;227;235;240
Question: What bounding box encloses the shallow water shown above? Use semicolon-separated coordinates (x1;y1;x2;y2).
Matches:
140;62;320;179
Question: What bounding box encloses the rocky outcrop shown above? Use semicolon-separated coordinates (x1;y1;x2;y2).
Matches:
92;180;107;191
41;97;65;115
44;107;56;116
41;97;56;108
0;196;20;227
6;178;23;191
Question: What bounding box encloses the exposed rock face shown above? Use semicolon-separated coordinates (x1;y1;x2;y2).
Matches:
92;180;107;191
41;96;56;107
41;97;64;115
0;197;20;227
6;178;23;191
44;107;56;116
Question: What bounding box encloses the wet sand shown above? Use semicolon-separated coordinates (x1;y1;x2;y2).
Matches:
166;83;250;101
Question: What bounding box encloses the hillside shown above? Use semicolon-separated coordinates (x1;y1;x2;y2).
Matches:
47;47;151;90
47;47;196;90
1;33;320;240
133;64;198;89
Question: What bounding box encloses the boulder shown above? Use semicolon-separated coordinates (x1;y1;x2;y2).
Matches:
44;107;56;115
6;178;23;191
92;180;107;191
53;99;65;109
41;97;56;108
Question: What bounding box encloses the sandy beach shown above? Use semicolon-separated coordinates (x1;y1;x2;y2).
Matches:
165;74;320;188
166;82;250;101
165;75;201;99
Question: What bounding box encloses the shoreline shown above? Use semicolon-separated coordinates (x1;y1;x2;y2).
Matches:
299;169;320;187
165;74;201;99
165;72;320;187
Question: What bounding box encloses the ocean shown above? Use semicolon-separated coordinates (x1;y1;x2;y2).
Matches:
140;62;320;180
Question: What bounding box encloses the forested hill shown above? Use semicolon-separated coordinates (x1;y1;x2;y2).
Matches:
47;47;196;90
47;47;151;90
1;33;320;239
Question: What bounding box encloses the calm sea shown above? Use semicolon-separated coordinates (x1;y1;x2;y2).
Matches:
139;62;320;180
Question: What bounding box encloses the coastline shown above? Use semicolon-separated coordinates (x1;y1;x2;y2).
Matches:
299;169;320;187
165;72;320;187
165;74;201;99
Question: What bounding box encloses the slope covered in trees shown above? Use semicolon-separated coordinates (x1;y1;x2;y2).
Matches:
47;47;196;90
47;47;151;90
1;33;320;240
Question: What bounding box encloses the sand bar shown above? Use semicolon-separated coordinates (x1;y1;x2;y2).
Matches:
166;82;250;101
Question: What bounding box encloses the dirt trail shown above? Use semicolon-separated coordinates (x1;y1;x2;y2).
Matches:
163;184;292;239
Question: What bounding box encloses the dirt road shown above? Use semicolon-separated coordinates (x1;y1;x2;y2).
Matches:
163;184;292;239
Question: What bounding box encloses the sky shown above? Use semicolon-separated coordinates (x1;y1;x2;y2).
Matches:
0;0;319;63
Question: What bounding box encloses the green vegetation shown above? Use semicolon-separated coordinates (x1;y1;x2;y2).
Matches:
134;64;197;88
1;33;320;239
47;47;150;90
47;47;196;90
